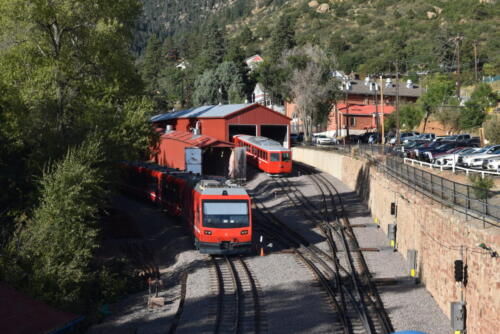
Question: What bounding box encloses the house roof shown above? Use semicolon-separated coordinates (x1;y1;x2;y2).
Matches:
0;282;83;334
342;79;423;98
151;104;254;122
161;130;234;148
151;103;291;122
337;103;395;116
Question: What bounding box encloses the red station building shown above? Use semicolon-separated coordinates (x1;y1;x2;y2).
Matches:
150;103;291;176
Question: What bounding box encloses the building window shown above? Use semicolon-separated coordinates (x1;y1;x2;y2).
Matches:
350;117;356;127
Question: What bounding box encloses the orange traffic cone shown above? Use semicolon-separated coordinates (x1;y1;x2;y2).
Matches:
260;246;265;257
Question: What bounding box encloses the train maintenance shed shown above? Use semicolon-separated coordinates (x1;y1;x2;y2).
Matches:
150;103;292;148
151;130;234;176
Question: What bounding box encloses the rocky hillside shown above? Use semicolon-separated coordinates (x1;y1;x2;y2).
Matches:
136;0;499;77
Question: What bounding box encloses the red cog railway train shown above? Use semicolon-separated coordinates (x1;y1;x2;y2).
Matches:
233;135;292;174
121;162;253;255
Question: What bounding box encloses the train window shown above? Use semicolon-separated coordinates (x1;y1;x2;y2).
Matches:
202;200;249;228
282;152;290;162
270;153;279;162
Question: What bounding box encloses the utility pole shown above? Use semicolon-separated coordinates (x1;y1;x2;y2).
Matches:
380;76;385;144
473;40;478;82
395;61;400;145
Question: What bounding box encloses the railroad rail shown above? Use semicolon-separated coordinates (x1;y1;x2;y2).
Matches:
210;256;262;334
249;163;393;334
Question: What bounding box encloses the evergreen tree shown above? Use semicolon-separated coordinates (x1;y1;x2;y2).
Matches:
197;22;226;71
269;14;296;62
142;35;164;93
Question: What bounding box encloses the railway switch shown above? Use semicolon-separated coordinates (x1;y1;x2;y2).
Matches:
388;224;396;248
407;249;417;277
451;301;466;332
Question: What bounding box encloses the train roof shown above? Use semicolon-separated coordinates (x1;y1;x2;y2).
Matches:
235;135;289;152
124;161;249;196
195;179;248;196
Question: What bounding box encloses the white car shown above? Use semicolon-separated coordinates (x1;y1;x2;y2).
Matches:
485;157;500;172
433;147;480;167
316;135;337;145
461;146;500;168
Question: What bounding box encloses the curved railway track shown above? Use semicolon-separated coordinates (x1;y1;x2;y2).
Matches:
249;163;393;334
209;256;262;334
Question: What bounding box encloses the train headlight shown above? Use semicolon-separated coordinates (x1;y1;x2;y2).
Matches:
240;230;248;235
204;230;212;235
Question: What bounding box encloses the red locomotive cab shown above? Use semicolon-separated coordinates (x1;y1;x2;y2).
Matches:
193;183;253;254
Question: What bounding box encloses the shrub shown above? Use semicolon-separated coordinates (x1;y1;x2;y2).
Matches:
469;174;494;200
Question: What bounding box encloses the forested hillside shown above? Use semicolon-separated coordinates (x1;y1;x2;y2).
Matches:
137;0;499;76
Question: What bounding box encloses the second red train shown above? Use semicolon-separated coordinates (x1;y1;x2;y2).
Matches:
233;135;292;174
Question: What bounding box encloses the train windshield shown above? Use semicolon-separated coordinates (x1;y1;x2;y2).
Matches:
270;153;280;162
202;200;249;228
282;152;290;161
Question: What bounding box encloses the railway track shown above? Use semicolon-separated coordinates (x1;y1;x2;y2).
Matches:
249;164;393;334
209;256;262;334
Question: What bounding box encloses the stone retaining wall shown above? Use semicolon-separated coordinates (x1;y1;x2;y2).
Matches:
292;147;500;334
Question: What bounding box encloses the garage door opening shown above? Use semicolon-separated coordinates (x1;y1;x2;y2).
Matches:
229;125;257;142
260;125;288;147
203;147;232;176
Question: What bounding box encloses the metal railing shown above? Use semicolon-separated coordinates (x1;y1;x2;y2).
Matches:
403;157;500;178
385;157;500;226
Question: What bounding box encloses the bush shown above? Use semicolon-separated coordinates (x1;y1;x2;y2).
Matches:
484;114;500;144
469;174;494;200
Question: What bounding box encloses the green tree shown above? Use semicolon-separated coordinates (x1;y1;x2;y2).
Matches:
11;137;106;308
484;114;500;144
193;62;246;105
399;103;425;130
269;14;296;62
142;35;164;93
459;83;498;130
192;69;219;105
418;74;458;131
197;22;226;71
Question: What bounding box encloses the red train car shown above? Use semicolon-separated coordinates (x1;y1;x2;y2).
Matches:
121;162;253;255
233;135;292;174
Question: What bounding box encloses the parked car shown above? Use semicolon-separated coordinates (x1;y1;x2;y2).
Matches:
290;133;304;144
465;137;480;147
343;134;360;144
315;134;337;145
460;145;500;168
358;132;373;143
421;142;464;162
401;140;428;157
485;156;500;172
434;147;481;167
403;133;435;143
414;141;447;159
389;131;420;145
442;134;471;143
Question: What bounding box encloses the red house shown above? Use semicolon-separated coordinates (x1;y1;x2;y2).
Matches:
286;77;423;135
